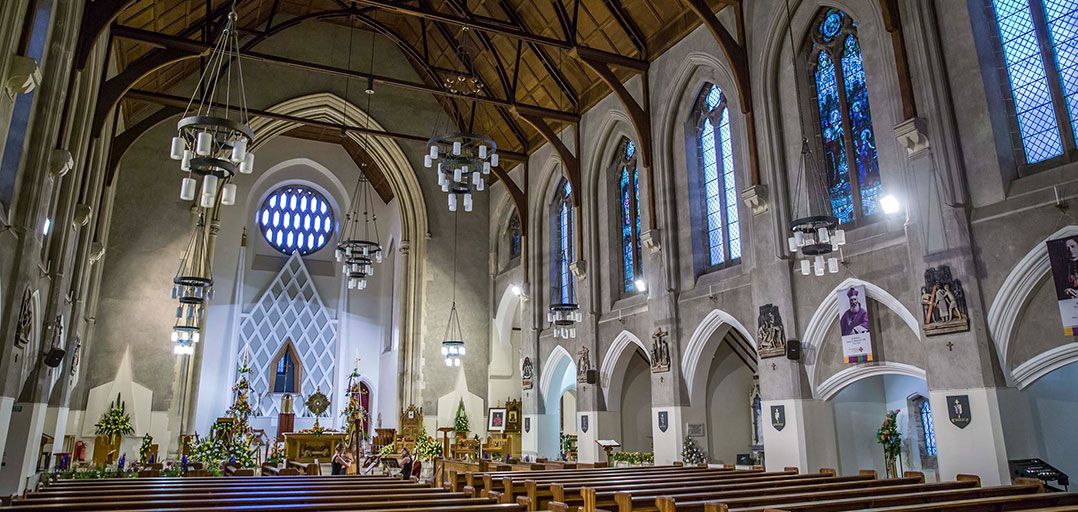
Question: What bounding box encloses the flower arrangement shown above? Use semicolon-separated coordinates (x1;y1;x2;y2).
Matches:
266;442;284;466
340;382;370;441
876;410;902;459
378;442;397;457
453;399;470;434
138;434;154;464
414;432;443;462
612;451;655;466
559;433;577;459
681;437;707;465
298;423;333;435
876;409;902;478
95;393;134;443
189;433;225;470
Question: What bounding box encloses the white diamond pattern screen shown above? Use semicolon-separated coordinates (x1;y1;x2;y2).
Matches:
239;253;337;417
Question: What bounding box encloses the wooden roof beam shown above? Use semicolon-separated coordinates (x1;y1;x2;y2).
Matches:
351;0;647;71
123;89;529;163
601;0;647;56
498;0;579;107
111;25;579;123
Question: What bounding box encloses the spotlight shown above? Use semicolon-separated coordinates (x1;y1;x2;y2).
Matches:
634;278;647;292
880;194;902;215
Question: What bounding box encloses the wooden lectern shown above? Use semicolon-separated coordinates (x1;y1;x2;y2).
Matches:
277;394;295;442
596;439;620;464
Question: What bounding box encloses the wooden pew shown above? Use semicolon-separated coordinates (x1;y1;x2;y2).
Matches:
286;460;319;475
463;464;697;495
494;467;742;506
580;474;901;512
653;482;1049;512
260;464;300;475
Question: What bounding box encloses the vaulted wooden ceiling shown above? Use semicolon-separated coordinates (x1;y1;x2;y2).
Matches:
109;0;732;156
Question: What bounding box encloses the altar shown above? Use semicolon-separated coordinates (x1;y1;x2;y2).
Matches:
283;432;347;463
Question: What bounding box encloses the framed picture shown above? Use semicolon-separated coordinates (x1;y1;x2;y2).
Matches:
487;408;507;432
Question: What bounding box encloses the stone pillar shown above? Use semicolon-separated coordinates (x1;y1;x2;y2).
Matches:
0;402;47;494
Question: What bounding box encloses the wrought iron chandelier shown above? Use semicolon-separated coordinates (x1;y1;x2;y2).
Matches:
548;303;581;339
336;173;382;291
171;211;213;355
441;212;466;366
783;0;843;277
424;28;498;213
168;6;254;209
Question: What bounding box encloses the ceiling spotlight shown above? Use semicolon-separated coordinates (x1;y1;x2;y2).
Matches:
510;284;522;296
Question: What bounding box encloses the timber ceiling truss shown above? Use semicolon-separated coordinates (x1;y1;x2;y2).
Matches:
85;0;933;247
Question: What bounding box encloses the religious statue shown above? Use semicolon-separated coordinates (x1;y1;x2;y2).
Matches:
576;346;592;383
756;304;787;358
920;265;970;336
521;357;534;390
650;328;671;373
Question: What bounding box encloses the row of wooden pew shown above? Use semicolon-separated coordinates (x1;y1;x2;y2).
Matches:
448;464;1078;512
1;474;528;511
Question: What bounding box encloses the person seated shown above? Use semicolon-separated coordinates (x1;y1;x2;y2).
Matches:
331;444;352;475
399;448;413;479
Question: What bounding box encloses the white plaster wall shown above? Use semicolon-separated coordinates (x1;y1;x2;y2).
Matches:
705;343;753;464
619;352;652;452
1014;362;1078;481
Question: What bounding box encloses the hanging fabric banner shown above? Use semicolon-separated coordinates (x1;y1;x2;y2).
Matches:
838;285;873;363
1046;236;1078;335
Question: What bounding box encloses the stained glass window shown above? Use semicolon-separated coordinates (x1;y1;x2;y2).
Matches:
806;8;881;225
695;84;741;269
257;184;335;256
990;0;1078;167
616;138;642;293
550;179;575;304
273;349;297;393
0;0;54;209
507;212;522;259
920;400;938;457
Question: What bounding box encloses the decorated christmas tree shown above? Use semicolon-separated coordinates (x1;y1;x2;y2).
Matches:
453;399;470;434
681;436;707;465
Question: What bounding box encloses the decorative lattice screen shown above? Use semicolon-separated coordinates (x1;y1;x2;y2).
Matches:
239;253;337;417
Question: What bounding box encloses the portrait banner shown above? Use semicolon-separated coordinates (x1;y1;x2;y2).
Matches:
1046;236;1078;335
837;285;873;363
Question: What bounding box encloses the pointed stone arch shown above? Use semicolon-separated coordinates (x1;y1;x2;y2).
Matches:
599;329;650;411
682;308;757;406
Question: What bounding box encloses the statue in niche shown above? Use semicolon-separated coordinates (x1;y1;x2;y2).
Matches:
920;265;970;336
756;304;787;358
650;328;670;373
521;357;534;390
576;346;591;383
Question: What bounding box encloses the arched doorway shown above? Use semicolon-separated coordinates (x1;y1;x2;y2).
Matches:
539;345;577;459
618;350;652;452
826;373;936;478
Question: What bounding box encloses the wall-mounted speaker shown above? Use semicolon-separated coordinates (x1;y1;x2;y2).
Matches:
786;339;801;361
43;348;66;368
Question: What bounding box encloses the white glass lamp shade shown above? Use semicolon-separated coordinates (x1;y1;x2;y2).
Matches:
491;153;499;167
424;155;432;168
430;145;439;159
240;152;255;174
794;230;804;246
452;141;462;155
476;177;485;191
478;145;488;159
170;137;186;160
181;150;193;172
800;259;810;276
220;183;237;206
195;131;213;156
448;194;457;211
827;256;839;274
817;227;830;243
231;139;247;163
464;193;473;212
180;177;198;201
200;174;219;208
472;171;480;186
833;229;846;246
441;181;450;193
453;168;463;182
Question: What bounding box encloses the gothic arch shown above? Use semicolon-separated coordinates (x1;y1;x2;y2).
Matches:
539;344;576;410
247;92;426;403
801;277;921;394
988;225;1078;388
682;308;758;406
599;329;650;411
584;114;639;308
815;361;927;400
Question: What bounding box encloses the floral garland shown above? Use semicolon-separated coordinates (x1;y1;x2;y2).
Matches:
138;433;155;464
453;399;470;433
876;409;902;460
612;451;655;465
95;393;134;442
681;437;707;465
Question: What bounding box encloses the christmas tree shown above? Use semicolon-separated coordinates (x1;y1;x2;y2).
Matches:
681;437;707;465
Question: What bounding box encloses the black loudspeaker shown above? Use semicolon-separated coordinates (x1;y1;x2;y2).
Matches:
582;369;598;384
786;339;801;361
43;348;66;368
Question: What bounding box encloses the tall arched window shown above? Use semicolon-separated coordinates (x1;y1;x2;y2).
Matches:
507;211;522;259
989;0;1078;168
806;8;881;225
615;138;642;293
695;84;741;268
271;341;302;394
919;399;938;457
550;178;575;305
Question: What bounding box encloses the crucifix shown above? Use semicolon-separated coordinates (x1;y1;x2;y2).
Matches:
770;362;777;371
945;341;954;352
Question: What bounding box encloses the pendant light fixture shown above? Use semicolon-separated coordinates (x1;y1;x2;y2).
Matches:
171;211;213;354
168;5;255;209
335;19;382;291
783;0;844;276
424;28;498;212
441;212;466;366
